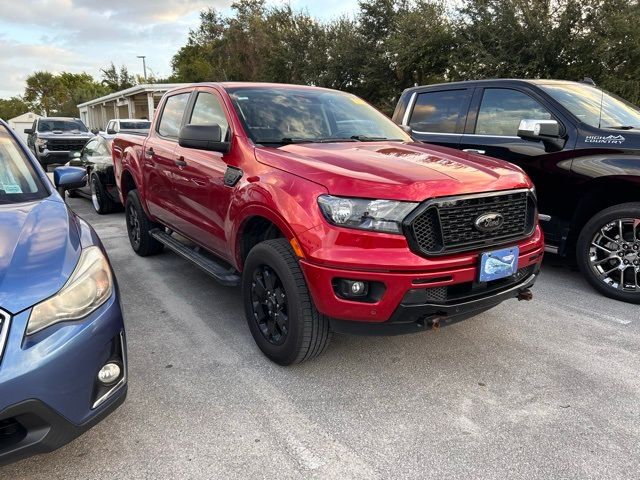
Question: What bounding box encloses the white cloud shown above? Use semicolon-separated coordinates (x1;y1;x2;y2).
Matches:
0;0;359;98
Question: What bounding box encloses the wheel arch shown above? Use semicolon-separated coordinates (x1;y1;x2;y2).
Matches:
232;206;299;271
570;175;640;242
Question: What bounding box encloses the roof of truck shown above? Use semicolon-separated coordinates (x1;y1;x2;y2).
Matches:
402;78;588;94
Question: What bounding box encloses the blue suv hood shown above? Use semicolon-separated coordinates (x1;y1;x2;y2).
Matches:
0;197;81;314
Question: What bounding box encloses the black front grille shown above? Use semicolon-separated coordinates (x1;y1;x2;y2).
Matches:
405;190;536;256
47;139;88;151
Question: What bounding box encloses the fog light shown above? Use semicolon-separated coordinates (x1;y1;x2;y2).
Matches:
98;363;121;385
350;281;366;295
335;278;369;299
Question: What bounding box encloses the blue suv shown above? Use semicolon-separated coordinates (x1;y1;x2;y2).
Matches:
0;120;127;465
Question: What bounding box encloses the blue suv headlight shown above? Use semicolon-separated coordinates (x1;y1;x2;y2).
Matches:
27;246;113;335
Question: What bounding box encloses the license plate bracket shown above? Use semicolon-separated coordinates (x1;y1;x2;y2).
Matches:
479;246;519;282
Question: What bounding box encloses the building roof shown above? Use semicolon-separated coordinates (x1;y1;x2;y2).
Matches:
77;83;189;108
8;112;41;123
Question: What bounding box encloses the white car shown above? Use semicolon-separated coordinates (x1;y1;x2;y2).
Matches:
105;119;151;135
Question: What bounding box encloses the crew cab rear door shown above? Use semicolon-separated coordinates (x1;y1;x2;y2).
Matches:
143;90;191;226
399;87;472;149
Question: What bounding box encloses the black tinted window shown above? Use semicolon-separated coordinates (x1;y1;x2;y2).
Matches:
189;93;229;139
158;93;190;138
409;90;468;133
120;121;151;130
476;89;552;136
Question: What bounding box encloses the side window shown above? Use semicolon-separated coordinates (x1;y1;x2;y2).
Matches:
96;140;110;156
157;93;190;138
83;139;98;156
189;92;229;139
409;90;468;133
475;89;552;136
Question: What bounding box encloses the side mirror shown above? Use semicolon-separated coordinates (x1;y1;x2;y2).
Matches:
178;124;229;153
24;128;33;134
54;166;87;191
91;128;99;135
69;151;82;160
517;119;565;151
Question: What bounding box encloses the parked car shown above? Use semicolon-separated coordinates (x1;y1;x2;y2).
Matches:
24;117;94;169
0;120;126;465
113;82;543;365
393;79;640;304
62;133;122;214
105;119;151;135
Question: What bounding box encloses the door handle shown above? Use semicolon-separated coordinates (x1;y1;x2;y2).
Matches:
462;148;486;155
174;156;187;167
144;147;154;159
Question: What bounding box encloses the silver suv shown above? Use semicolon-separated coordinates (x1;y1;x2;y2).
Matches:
25;117;94;168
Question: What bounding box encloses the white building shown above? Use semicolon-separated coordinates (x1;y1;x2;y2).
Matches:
77;83;188;131
8;112;41;142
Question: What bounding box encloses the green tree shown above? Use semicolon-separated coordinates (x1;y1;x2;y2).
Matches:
24;71;65;116
100;63;136;92
57;72;108;117
0;96;32;121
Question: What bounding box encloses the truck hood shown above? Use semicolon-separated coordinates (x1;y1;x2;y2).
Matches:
254;142;532;201
38;132;94;140
0;198;81;314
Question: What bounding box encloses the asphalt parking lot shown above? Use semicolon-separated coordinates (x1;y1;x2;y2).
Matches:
4;196;639;480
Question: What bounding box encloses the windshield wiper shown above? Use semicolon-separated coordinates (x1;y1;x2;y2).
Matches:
607;125;635;130
349;135;389;141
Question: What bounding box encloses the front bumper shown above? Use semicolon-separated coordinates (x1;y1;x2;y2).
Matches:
35;150;71;165
300;226;544;328
0;294;127;466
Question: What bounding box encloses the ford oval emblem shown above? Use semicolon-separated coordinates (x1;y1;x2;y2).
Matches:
474;212;504;232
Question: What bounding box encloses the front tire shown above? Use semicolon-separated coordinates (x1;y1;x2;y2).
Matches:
125;190;164;256
242;238;331;365
576;202;640;304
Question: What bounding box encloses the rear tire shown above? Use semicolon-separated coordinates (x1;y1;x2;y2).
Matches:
125;190;164;256
242;238;331;365
576;202;640;304
90;173;116;214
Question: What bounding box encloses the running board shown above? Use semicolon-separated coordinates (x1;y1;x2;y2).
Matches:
149;229;241;287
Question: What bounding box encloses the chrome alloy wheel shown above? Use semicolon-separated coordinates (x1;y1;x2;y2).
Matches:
589;218;640;291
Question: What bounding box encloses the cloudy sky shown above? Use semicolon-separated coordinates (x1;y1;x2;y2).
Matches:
0;0;359;99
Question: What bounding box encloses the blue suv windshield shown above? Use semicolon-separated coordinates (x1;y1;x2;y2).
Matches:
541;83;640;129
0;126;47;204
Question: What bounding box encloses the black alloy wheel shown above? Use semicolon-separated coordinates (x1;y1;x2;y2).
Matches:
250;265;289;345
577;203;640;304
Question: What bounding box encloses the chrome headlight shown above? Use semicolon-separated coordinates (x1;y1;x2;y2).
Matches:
27;246;113;335
317;195;418;234
35;138;47;147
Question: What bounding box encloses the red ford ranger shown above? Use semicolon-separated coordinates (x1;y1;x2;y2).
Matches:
113;83;544;365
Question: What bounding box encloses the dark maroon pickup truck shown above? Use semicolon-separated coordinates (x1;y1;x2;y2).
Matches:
113;82;544;364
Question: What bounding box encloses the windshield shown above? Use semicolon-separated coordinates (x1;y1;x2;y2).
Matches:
38;119;88;133
540;83;640;129
0;126;48;204
226;86;410;144
119;121;151;130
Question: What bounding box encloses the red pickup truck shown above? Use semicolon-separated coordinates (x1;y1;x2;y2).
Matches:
113;83;544;365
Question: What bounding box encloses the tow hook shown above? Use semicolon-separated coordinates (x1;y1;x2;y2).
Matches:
517;289;533;301
428;314;447;330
